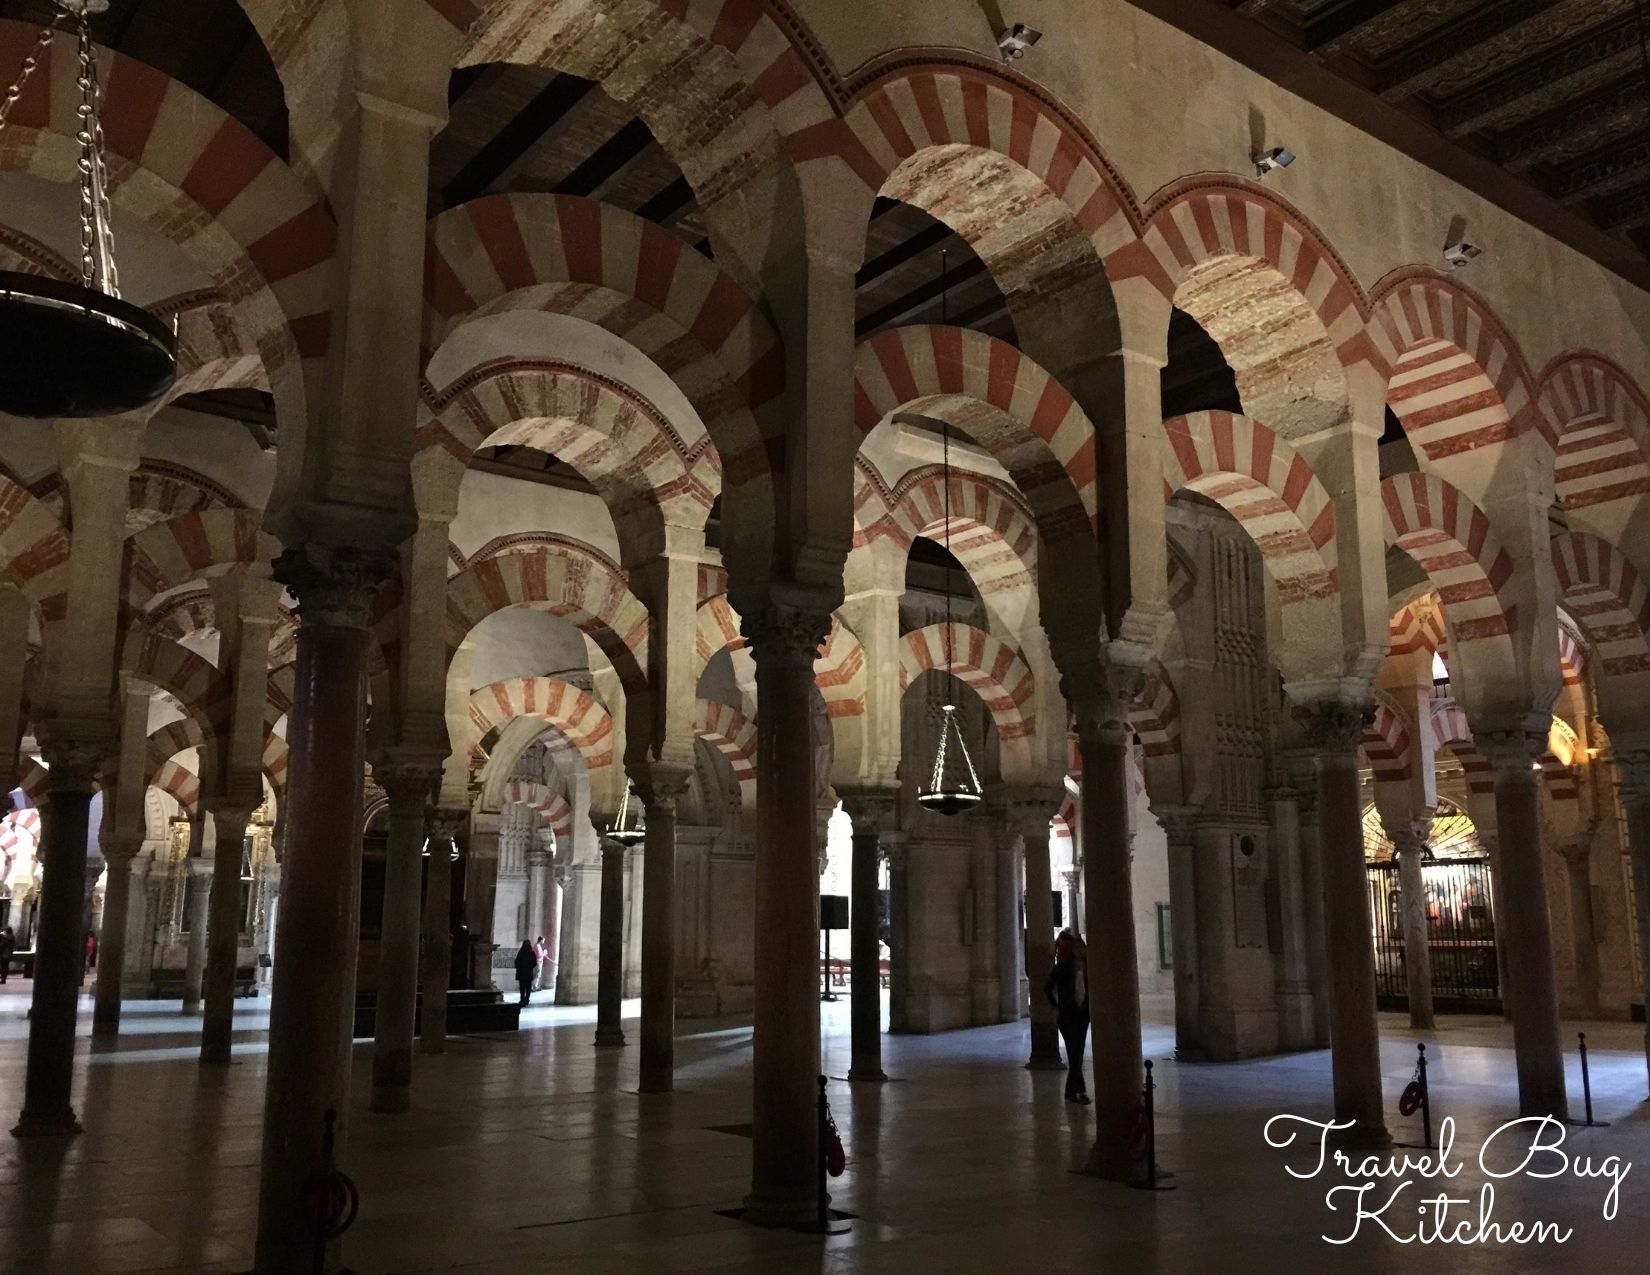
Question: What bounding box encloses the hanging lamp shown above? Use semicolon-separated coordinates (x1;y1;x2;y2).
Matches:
605;779;646;847
0;2;177;419
916;248;983;817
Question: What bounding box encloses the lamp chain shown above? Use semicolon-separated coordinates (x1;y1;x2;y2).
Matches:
0;18;57;136
73;7;118;298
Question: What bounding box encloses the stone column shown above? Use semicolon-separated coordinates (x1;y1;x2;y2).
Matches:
91;837;140;1038
742;605;832;1227
594;833;627;1047
182;857;212;1015
886;841;910;1032
257;858;281;989
419;808;464;1054
1388;818;1436;1031
1479;729;1568;1118
0;585;28;791
253;546;390;1274
996;825;1024;1024
369;760;437;1112
542;870;564;996
1075;714;1147;1180
1005;787;1065;1070
1295;700;1388;1146
1267;785;1315;1051
1291;764;1333;1048
124;857;155;997
12;738;102;1136
525;849;549;949
840;788;898;1082
201;806;254;1064
1153;806;1204;1059
636;765;691;1092
1613;748;1650;1086
1555;840;1600;1019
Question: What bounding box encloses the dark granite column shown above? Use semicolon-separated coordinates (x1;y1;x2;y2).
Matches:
637;765;692;1092
594;832;627;1047
419;808;465;1055
840;788;898;1082
370;760;437;1110
201;804;255;1065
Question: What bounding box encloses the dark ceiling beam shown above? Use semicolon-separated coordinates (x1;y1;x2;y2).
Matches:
440;73;595;209
1303;1;1409;54
1486;70;1649;172
855;255;988;338
1435;20;1641;138
636;175;696;227
857;221;954;286
1591;179;1650;232
1373;0;1567;101
1120;0;1650;291
1550;135;1650;205
554;117;655;199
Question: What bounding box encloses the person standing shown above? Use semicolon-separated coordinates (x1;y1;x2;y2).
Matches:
0;925;14;984
1044;929;1090;1104
514;939;537;1008
532;934;546;991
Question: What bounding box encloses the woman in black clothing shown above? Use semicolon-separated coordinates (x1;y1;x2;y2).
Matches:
514;939;538;1007
1043;929;1090;1104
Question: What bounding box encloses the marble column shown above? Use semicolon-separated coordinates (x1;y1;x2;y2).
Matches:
1479;729;1568;1119
525;849;549;951
123;857;155;997
0;585;28;791
1076;717;1146;1181
743;605;832;1227
886;842;910;1033
542;870;564;996
370;761;437;1112
12;738;102;1136
1291;765;1333;1049
637;765;691;1093
1295;700;1388;1146
201;806;254;1064
1153;806;1204;1059
996;828;1024;1025
257;858;281;989
182;857;213;1015
1388;818;1436;1032
1613;748;1650;1086
419;808;464;1054
253;546;390;1274
840;788;898;1082
1005;787;1065;1070
1556;841;1600;1019
91;837;140;1038
594;833;627;1047
1268;785;1315;1051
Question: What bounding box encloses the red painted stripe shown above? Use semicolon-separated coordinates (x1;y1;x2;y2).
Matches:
182;119;273;217
102;54;170;163
246;204;334;283
556;198;604;286
932;325;965;394
467;197;535;291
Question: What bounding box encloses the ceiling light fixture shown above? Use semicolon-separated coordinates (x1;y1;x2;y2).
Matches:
0;1;176;419
1253;146;1296;178
996;23;1042;61
606;779;647;847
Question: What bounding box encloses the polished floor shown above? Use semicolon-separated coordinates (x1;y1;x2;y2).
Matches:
0;978;1646;1273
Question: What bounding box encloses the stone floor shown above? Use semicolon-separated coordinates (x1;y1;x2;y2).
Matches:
0;979;1646;1273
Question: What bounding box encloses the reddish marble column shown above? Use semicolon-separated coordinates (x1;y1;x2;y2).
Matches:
419;808;465;1055
743;605;832;1227
370;761;437;1111
253;545;389;1275
637;765;692;1093
840;788;898;1082
1296;700;1389;1147
201;805;255;1065
12;737;103;1136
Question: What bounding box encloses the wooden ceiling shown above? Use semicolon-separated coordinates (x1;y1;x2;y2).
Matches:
1145;1;1650;285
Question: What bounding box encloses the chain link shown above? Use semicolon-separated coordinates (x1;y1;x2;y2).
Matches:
84;15;119;297
0;17;59;136
75;9;98;289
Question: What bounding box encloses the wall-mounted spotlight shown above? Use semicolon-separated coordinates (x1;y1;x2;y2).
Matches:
1254;146;1296;178
997;23;1042;60
1443;238;1483;269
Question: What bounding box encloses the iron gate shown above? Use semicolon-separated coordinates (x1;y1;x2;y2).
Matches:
1367;856;1501;1014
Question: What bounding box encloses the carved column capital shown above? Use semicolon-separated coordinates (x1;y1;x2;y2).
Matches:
999;783;1067;837
1290;698;1371;753
631;761;693;813
372;755;442;811
37;732;108;796
739;603;833;670
273;543;397;630
839;786;900;836
1063;659;1139;748
427;806;469;842
1384;811;1434;859
1475;728;1547;779
1150;803;1201;847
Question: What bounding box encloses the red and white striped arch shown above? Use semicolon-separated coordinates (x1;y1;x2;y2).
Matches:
1557;619;1587;688
149;759;202;815
423;193;778;478
695;698;756;807
1166;542;1196;612
854;325;1099;534
1371;272;1542;464
417;359;715;544
898;622;1036;752
1162;411;1337;603
815;617;867;722
693;594;747;671
1389;594;1448;658
1536;354;1650;513
125;510;279;614
164;302;272;408
1428;699;1494;796
121;631;231;740
1541;719;1581;802
0;478;70;615
0;22;333;429
1550;533;1650;680
470;677;616;773
860;463;1036;596
1130;667;1181;758
446;540;649;692
1121;182;1370;371
1361;700;1413;784
1380;473;1515;645
502;778;573;841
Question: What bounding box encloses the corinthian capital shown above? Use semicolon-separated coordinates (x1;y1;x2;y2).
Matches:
1291;698;1370;753
739;603;832;670
1475;728;1547;779
273;543;397;630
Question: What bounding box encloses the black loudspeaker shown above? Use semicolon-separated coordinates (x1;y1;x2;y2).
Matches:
819;895;850;931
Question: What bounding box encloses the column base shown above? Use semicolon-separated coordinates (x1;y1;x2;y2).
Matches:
639;1071;672;1093
1329;1118;1392;1152
90;1019;118;1040
1026;1053;1066;1071
198;1051;232;1069
740;1191;816;1229
12;1107;82;1138
369;1082;410;1115
848;1065;887;1082
594;1029;626;1048
1081;1141;1138;1182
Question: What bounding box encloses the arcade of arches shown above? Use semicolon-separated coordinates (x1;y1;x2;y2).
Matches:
1;1;1649;1271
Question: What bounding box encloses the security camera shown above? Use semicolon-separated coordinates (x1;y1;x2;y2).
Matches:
1254;146;1295;177
1443;239;1482;268
997;23;1042;60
